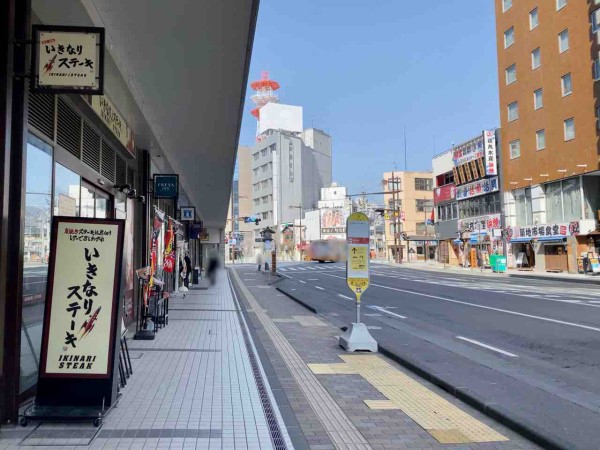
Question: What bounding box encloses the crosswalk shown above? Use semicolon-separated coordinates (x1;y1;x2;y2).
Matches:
279;264;600;306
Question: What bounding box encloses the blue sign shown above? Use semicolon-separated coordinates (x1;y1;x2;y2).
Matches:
190;222;203;239
154;174;179;199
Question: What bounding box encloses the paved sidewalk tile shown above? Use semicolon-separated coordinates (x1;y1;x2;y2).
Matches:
1;271;290;450
233;266;541;450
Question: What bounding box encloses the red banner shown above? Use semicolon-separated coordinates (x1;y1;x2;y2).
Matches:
163;219;175;272
433;183;456;204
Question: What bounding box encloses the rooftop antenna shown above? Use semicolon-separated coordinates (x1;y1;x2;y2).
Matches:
403;125;407;172
250;71;280;142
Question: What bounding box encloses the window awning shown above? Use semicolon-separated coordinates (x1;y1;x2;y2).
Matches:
469;231;488;244
509;237;531;243
539;236;567;245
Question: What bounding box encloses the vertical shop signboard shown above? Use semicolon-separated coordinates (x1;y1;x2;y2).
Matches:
37;217;124;408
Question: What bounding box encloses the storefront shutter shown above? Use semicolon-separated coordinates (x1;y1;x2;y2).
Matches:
82;122;101;173
115;155;127;185
101;140;116;182
57;98;81;159
27;93;55;140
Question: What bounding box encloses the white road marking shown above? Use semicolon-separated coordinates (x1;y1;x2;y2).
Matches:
298;280;306;284
298;268;307;271
456;336;518;357
338;294;353;300
315;286;325;290
280;274;291;279
308;278;319;281
321;273;600;332
368;305;407;319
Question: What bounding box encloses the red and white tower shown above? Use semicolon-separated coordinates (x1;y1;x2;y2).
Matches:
250;71;280;141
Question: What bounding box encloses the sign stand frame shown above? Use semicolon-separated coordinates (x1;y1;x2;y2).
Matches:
338;212;378;352
21;217;125;427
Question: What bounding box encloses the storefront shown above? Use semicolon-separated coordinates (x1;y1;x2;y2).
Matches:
457;214;503;268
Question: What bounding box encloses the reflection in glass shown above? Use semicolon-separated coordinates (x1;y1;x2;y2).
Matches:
80;184;95;218
21;134;52;393
95;193;108;219
54;163;80;217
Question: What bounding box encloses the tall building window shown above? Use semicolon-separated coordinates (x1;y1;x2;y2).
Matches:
546;178;581;223
594;59;600;81
506;64;516;84
515;188;533;225
508;101;519;121
529;8;539;29
556;0;567;11
415;199;433;212
253;152;259;161
504;27;515;48
534;89;543;110
510;140;521;159
561;73;572;96
414;178;433;191
503;0;512;12
531;48;541;69
536;129;546;150
564;118;575;141
558;29;569;53
592;9;600;33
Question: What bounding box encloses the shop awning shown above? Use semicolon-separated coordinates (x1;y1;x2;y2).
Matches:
509;237;531;243
538;236;567;244
469;231;488;244
453;239;462;244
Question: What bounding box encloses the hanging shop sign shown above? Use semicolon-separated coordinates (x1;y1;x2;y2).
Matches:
433;183;456;204
456;176;499;200
506;221;580;242
483;130;497;176
153;174;179;199
180;206;195;221
189;222;203;239
452;135;484;166
32;25;105;95
85;95;135;157
346;212;370;302
458;213;502;233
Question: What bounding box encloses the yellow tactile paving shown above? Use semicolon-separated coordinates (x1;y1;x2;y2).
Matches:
309;354;508;444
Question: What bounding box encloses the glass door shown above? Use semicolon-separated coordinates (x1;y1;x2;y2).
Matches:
80;181;113;219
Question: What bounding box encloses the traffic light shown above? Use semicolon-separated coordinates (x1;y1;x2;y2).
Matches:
254;218;261;225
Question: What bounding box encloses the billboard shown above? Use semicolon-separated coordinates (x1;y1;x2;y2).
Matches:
452;135;484;166
320;207;347;237
434;184;456;205
259;103;303;134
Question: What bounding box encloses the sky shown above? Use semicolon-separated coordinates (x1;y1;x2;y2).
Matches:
239;0;500;196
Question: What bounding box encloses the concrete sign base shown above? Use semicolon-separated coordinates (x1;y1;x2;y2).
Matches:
339;323;378;352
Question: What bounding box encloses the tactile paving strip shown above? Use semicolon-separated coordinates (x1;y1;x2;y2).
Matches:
310;355;508;444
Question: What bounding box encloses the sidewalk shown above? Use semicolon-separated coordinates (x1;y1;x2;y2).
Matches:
372;259;600;284
0;271;292;450
230;266;539;450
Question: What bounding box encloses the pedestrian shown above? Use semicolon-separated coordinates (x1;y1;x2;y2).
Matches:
256;251;264;271
207;250;219;285
183;252;192;287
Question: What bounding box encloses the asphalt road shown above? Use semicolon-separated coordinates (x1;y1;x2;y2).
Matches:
276;261;600;450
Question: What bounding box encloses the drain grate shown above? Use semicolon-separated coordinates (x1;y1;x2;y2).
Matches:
230;278;288;450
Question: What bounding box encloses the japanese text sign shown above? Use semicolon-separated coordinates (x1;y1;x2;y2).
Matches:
88;95;135;157
33;25;105;94
456;176;499;200
506;221;579;241
434;184;456;204
452;135;484;166
346;212;370;302
40;218;124;377
483;130;497;176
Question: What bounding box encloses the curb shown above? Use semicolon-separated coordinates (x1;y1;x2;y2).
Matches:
276;283;571;450
509;273;600;285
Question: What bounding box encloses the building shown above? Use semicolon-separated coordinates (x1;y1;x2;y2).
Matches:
432;149;459;265
225;146;254;262
451;131;503;268
495;0;600;272
250;127;332;257
382;171;435;262
0;0;258;422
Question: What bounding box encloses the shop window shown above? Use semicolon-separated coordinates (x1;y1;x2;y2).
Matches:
583;176;600;219
515;188;533;225
21;134;53;393
54;163;80;217
545;178;581;222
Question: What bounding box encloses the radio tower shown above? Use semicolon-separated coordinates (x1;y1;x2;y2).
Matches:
250;71;280;141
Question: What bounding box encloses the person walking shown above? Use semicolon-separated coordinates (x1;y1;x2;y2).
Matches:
256;251;264;271
182;252;192;287
207;250;219;285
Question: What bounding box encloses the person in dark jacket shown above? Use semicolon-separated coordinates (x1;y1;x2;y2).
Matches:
182;253;192;287
207;250;219;285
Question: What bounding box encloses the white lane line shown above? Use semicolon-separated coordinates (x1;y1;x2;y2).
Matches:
308;278;319;281
315;286;325;290
280;273;291;279
456;336;518;357
298;268;307;271
298;280;307;284
320;273;600;332
368;305;407;319
338;294;353;300
279;268;287;272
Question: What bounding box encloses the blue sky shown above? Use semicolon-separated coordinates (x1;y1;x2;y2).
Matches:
239;0;500;195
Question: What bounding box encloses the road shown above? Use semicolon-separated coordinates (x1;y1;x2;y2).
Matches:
276;261;600;450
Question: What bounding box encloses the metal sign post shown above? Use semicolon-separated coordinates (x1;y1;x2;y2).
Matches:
339;212;378;352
